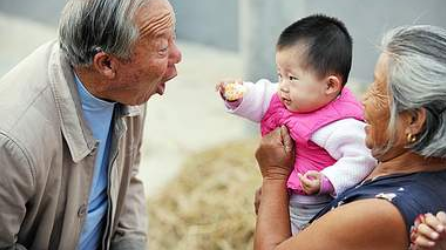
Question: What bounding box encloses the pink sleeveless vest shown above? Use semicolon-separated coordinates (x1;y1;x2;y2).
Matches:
260;87;364;194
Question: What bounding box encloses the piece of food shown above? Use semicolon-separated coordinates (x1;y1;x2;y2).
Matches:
223;82;247;101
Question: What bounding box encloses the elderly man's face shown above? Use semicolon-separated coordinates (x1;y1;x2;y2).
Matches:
109;0;182;105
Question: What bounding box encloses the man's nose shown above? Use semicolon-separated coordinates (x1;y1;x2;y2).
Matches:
170;42;182;64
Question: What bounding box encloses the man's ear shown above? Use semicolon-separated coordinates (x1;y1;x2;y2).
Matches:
324;75;342;95
92;52;117;79
404;108;427;136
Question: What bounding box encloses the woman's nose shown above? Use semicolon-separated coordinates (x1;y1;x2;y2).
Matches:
361;91;369;106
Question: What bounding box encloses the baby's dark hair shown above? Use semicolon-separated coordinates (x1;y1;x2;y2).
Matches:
277;14;353;85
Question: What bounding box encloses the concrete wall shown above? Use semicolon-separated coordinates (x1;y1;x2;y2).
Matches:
3;0;445;84
240;0;446;83
0;0;240;51
0;0;66;26
169;0;239;51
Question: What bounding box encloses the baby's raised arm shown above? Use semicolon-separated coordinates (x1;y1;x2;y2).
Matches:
216;79;278;123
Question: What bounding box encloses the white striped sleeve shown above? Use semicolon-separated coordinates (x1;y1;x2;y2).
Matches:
225;79;278;123
311;119;377;197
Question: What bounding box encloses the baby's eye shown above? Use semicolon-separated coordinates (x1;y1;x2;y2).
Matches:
289;76;298;81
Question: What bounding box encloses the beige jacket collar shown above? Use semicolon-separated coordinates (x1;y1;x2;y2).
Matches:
47;42;141;163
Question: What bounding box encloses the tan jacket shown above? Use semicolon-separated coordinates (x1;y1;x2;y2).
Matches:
0;41;148;250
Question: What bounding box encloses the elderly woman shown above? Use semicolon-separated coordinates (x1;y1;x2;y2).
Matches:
254;25;446;250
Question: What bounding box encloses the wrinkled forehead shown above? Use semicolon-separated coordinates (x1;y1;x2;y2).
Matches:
374;53;390;87
136;0;175;38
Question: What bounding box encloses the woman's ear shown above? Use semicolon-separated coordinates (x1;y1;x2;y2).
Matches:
92;52;117;79
325;75;342;95
404;108;427;136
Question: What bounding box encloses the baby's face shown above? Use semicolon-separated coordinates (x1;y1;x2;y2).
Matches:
275;47;332;113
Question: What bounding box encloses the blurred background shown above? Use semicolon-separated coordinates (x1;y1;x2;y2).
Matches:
1;0;446;249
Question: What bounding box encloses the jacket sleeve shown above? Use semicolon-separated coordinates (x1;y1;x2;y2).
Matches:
110;107;148;250
311;119;377;197
0;133;33;249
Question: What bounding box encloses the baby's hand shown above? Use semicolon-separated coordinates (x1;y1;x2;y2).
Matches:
411;212;446;250
298;170;321;195
216;80;246;102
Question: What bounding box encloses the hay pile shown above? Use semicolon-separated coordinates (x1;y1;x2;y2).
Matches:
148;138;261;250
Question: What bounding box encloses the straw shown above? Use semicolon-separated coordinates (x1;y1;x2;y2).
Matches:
148;139;261;250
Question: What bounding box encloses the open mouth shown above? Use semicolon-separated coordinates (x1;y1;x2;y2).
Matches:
281;97;291;106
156;68;178;95
364;127;370;135
364;117;370;124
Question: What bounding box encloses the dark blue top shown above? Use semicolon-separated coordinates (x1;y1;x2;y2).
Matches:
311;170;446;240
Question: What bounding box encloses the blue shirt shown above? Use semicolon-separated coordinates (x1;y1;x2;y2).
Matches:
75;75;116;250
312;170;446;242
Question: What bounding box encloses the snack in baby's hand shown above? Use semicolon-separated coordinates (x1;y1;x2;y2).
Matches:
223;82;247;101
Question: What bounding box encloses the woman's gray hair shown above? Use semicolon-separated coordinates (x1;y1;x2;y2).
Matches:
59;0;149;66
381;25;446;158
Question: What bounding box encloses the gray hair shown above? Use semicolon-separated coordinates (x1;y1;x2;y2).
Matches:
381;25;446;158
59;0;149;66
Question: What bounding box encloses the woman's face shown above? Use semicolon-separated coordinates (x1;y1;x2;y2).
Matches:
362;53;407;161
363;53;391;160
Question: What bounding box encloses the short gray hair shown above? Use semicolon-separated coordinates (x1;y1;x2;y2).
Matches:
381;25;446;158
59;0;148;66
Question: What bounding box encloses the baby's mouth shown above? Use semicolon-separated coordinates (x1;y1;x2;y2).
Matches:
282;97;292;106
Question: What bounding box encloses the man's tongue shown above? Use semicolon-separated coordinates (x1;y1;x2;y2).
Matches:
156;82;166;95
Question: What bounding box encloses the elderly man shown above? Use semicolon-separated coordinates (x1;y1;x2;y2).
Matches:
0;0;181;249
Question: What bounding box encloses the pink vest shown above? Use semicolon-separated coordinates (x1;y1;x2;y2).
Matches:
261;87;364;194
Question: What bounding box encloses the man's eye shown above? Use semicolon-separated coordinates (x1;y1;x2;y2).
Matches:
159;47;168;54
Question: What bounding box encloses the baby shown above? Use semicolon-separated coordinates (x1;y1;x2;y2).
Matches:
217;14;376;234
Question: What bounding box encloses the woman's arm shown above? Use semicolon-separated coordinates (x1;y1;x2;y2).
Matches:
256;195;409;250
278;199;408;250
255;128;409;250
254;126;294;249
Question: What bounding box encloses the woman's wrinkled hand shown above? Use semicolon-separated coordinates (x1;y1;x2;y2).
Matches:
255;126;295;181
254;186;262;215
